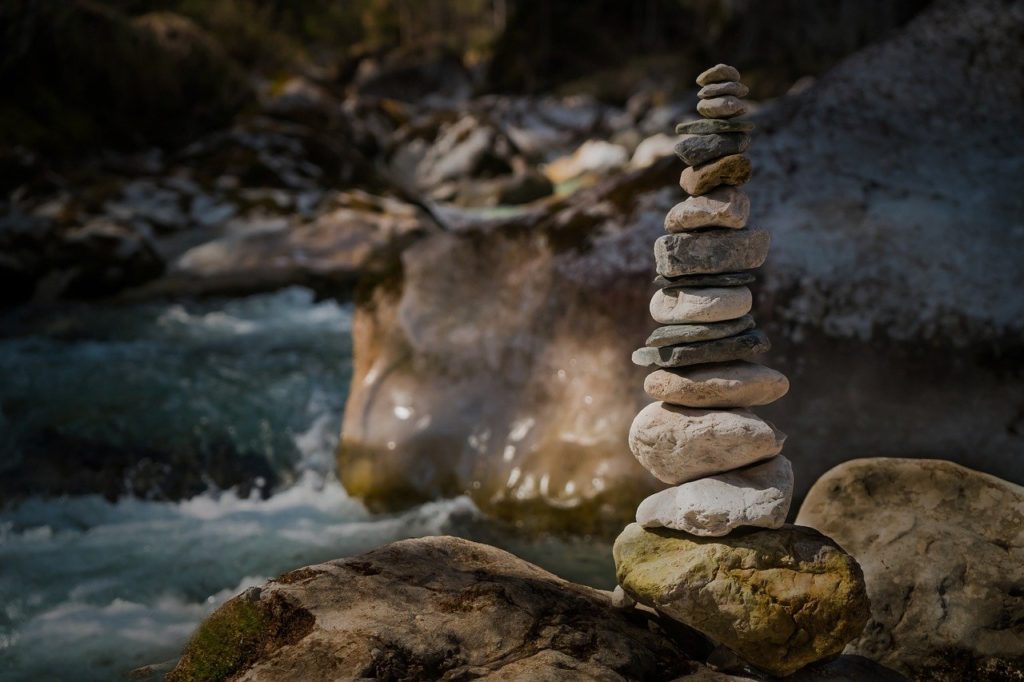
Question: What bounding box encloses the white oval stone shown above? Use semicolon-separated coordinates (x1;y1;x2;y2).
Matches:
636;456;793;536
644;361;789;407
649;286;751;324
628;402;786;484
664;187;749;231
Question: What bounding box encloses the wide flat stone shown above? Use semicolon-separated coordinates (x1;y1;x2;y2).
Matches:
655;228;769;277
698;81;749;99
645;316;755;347
675;118;753;135
613;523;871;677
696;63;741;85
644;361;790;407
664;187;749;231
680;154;752;196
697;96;747;119
636;455;793;535
631;329;770;368
674;133;750;166
649;286;751;324
628;402;785;483
654;271;755;288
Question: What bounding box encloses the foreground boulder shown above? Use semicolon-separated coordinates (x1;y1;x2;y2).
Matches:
614;523;871;677
796;458;1024;680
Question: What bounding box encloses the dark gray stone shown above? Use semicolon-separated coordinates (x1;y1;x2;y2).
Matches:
674;133;750;167
655;228;770;277
675;118;754;135
654;272;756;288
631;329;770;368
645;316;755;348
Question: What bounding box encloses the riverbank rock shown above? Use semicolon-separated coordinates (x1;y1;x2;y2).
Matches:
796;458;1024;680
614;523;871;677
167;537;704;681
644;362;789;408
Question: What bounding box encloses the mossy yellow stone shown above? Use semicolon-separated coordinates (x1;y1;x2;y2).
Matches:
613;523;870;677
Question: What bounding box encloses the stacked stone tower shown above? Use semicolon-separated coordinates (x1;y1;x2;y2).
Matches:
612;65;871;676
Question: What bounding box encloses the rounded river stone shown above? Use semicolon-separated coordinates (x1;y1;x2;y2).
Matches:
654;228;769;277
674;133;750;167
645;315;755;348
675;119;753;135
698;81;749;99
680;154;752;196
697;96;747;119
664;187;749;231
654;272;755;288
631;329;770;369
696;63;741;86
649;286;752;324
644;361;790;407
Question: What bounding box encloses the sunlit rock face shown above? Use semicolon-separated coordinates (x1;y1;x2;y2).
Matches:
338;0;1024;529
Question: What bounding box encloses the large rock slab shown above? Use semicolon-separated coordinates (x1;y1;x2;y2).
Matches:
631;329;770;369
655;229;769;277
628;402;785;483
636;456;793;535
614;523;871;677
167;537;703;681
644;362;789;407
796;458;1024;680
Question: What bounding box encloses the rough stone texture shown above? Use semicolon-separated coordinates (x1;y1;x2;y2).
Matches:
680;154;753;195
614;523;871;677
628;402;785;483
675;133;751;167
698;82;749;99
632;330;770;369
696;64;741;86
655;272;755;288
611;585;636;609
646;316;755;347
676;119;754;135
655;228;769;277
697;97;747;119
796;458;1024;681
644;362;789;408
649;286;752;324
168;537;704;681
665;188;749;231
636;456;793;535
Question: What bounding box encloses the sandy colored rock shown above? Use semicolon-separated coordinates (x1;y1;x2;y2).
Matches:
655;228;769;277
632;330;770;369
697;96;747;119
649;286;751;324
636;456;793;535
797;458;1024;681
628;402;785;484
613;523;871;677
680;154;752;195
696;64;741;85
644;361;790;407
646;316;755;347
674;133;750;166
675;119;753;135
665;187;749;231
698;81;749;99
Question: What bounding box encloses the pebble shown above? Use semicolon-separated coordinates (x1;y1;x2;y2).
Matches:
674;133;750;166
698;81;749;99
697;96;746;119
645;315;755;347
649;286;751;324
631;329;770;368
635;456;793;535
696;64;741;86
654;272;755;288
680;154;752;195
655;227;769;277
675;119;753;135
644;361;790;407
664;187;749;231
628;402;786;484
611;585;636;609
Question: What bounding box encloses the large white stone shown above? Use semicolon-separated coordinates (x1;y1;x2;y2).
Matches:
628;402;786;484
636;456;793;535
649;286;751;324
644;361;789;407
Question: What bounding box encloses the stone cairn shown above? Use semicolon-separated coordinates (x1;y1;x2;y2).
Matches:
611;65;871;677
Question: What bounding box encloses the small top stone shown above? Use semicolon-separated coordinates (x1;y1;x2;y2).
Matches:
696;64;741;86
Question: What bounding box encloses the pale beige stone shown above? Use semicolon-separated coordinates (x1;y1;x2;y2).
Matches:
697;96;747;119
628;402;786;484
644;361;790;407
664;187;749;231
680;154;752;195
649;286;751;324
698;81;748;99
696;64;741;86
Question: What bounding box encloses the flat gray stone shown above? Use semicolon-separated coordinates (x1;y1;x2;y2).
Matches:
698;81;749;99
631;329;770;368
645;316;755;347
674;133;750;167
696;63;741;86
675;119;753;135
697;96;747;119
655;228;770;277
654;272;755;288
